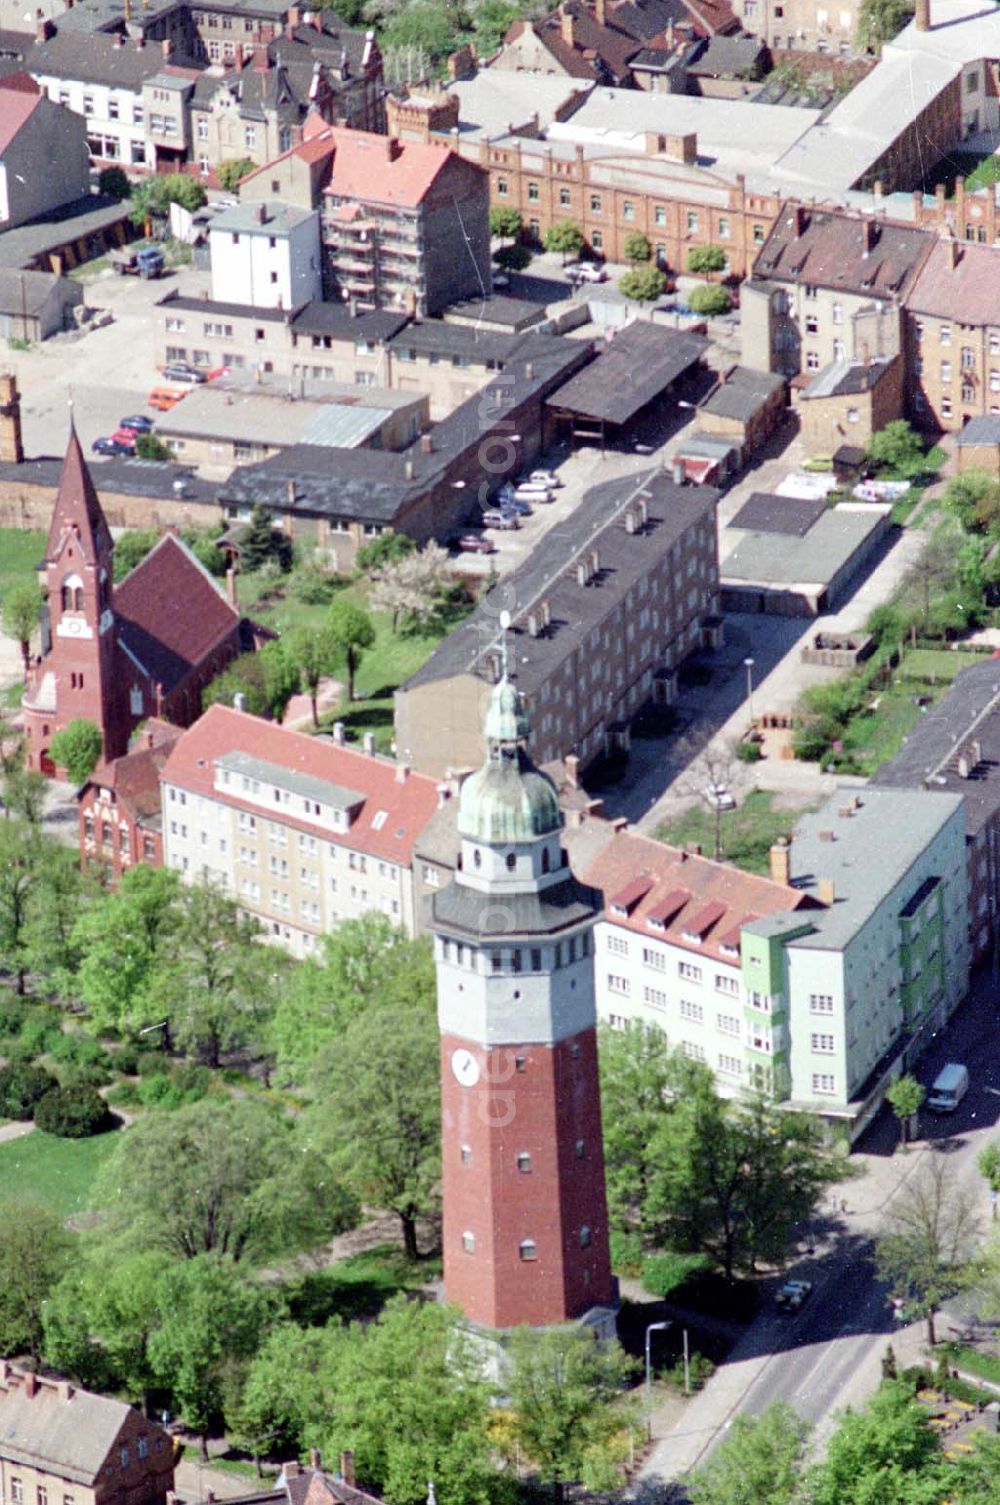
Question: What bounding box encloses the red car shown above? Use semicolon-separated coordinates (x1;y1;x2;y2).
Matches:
457;534;497;555
110;427;137;449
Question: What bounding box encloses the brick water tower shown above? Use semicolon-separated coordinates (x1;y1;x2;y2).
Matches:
431;625;617;1339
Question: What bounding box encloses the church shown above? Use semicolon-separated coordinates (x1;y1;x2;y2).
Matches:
22;425;247;776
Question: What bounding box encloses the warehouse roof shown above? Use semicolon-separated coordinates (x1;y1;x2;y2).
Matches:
698;365;784;421
546;321;705;425
721;502;888;588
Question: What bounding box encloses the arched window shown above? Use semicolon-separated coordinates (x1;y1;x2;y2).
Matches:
60;573;84;612
473;848;482;869
505;851;516;871
541;847;551;874
580;1225;592;1249
519;1239;537;1262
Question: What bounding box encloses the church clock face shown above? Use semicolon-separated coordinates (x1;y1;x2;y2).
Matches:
451;1048;480;1087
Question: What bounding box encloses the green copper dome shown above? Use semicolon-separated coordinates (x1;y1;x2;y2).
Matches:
457;675;562;844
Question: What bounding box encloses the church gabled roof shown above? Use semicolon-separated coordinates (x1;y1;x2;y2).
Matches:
113;533;241;694
45;423;110;565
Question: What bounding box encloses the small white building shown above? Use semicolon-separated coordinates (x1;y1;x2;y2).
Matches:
209;200;321;310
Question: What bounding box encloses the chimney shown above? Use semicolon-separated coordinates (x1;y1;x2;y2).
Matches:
35;17;53;39
146;729;155;749
958;753;971;778
283;1465;301;1481
309;1450;321;1471
114;31;124;46
565;753;580;788
915;0;930;28
340;1453;356;1487
386;136;402;162
769;837;790;886
540;597;551;627
234;692;246;713
363;732;376;755
56;1382;73;1403
287;477;296;506
595;0;606;22
225;567;238;607
395;763;410;782
161;36;171;57
257;202;268;224
625;506;639;535
672;458;686;486
575;559;590;587
0;373;24;464
288;5;301;22
527;610;540;636
420;434;433;454
818;878;836;906
971;738;982;765
134;33;145;48
685;842;702;857
332;721;346;744
948;233;961;269
435;783;450;809
22;1373;37;1399
206;1493;215;1505
792;203;808;238
589;548;599;576
404;458;414;480
862;217;878;255
560;7;575;45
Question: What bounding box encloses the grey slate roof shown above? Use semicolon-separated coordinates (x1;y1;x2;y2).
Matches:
443;294;548;331
0;195;131;270
158;292;292;325
721;502;887;587
802;356;894;400
729;490;826;536
0;1371;133;1484
686;32;766;74
28;33;192;87
956;415;1000;447
433;872;601;940
290;301;409;341
210;200;317;237
0;268;73;316
546;322;706;425
698;365;784;421
404;467;718;698
0;453;218;505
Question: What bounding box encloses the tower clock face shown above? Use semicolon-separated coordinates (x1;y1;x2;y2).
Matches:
451;1048;481;1087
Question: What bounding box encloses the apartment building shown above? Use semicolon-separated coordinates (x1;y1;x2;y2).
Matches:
0;80;89;224
239;125;491;315
0;1365;174;1505
395;467;720;778
78;721;182;882
209;200;321;309
904;237;1000;433
742;203;933;379
731;0;862;57
160;704;442;952
582;829;819;1093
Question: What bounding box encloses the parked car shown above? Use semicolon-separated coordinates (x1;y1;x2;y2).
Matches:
527;469;563;489
482;510;520;530
118;414;154;434
775;1280;813;1312
206;365;231;382
492;271;511;290
147;387;187;412
704;783;736;811
161;362;207;385
109;428;138;449
501;498;533;517
457;533;497;554
569;261;607;283
92;436;134;456
513;483;554;503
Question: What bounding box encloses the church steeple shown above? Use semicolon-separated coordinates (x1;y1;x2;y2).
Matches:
46;417;112;568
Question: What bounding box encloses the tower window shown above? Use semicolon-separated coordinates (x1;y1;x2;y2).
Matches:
570;1041;581;1060
531;948;542;970
473;848;482;869
580;1225;592;1248
519;1239;537;1261
542;847;550;873
506;852;516;871
516;1151;532;1173
491;952;502;974
462;1231;475;1253
460;1145;472;1164
515;1054;526;1072
511;950;522;973
576;1139;585;1158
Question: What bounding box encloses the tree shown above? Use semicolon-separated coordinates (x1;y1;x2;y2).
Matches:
886;1075;925;1147
49;719;102;784
2;582;41;676
688;1402;809;1505
97;166;131;200
875;1152;979;1344
867;419;926;478
649;1089;837;1283
130;172;206;227
135;434;172;462
942;468;1000;533
619;264;667;303
327;598;375;703
354;532;415;576
543;220;585;262
980;1141;1000;1221
904;528;961;621
113;529;161;582
367;543;450;632
71;864;181;1037
227;1322;342;1468
623;232;651;264
687;244;727;275
34;1083;111;1138
240;504;292;573
473;0;520;53
216;158;255;192
307;1297;499;1505
950;1430;1000;1505
0;1201;69;1361
269;913;433;1081
307;968;440;1259
3;768;46;825
807;1379;946;1505
688;284;732;316
598;1022;687;1241
148;1256;275;1456
382;2;457;59
287;625;340;726
856;0;913;52
678;740;742;861
505;1327;637;1504
43;1249;173;1405
203;653;271;718
259;638;301;723
489;205;523;243
0;819;42;993
96;1095;357;1265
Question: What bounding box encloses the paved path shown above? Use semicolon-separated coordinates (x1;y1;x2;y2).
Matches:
0;1119;33;1144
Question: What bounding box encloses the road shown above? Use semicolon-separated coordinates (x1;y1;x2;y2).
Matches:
641;971;1000;1490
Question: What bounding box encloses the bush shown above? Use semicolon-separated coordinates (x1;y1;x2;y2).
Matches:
136;1050;172;1076
135;434;172;462
736;740;762;763
104;1081;141;1108
98;166;131;200
489;205;522;241
610;1230;644;1277
687;244;727;275
494;243;531;270
46;1033;110;1070
642;1250;710;1298
0;998;27;1038
542;220;584;260
136;1065;211;1111
17;1014;62;1057
0;1062;58;1119
659;1351;715;1393
619;264;667;302
623;232;652;264
34;1084;112;1138
687;284;732;316
109;1045;141;1075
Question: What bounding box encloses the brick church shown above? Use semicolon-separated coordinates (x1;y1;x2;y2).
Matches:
22;425;246;776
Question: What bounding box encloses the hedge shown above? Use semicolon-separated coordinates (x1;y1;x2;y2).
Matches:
34;1084;112;1138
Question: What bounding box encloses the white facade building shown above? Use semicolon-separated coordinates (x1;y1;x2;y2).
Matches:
209;201;322;310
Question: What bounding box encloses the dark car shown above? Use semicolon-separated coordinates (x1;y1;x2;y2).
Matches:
161;362;207;385
775;1280;813;1312
457;533;497;555
92;436;134;456
119;414;154;434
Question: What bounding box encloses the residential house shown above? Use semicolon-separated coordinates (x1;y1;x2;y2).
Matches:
955;414;1000;479
209;199;322;309
0;82;89;225
731;0;862;58
0;1364;174;1505
797;353;904;451
904;236;1000;433
239;124;491;315
0;268;82;340
491;6;643;86
230;1452;385;1505
875;659;1000;966
78;719;182;879
695;364;786;463
394;467;720;777
741;204;933;379
160;703;442;952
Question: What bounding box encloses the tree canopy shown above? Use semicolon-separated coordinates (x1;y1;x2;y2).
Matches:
688;1402;810;1505
875;1153;979;1343
49;719;102;785
619;265;667;303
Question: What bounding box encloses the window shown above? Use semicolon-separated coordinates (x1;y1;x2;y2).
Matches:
527;181;539;202
941;359;953;384
753;223;765;244
580;1225;592;1248
805;314;819;335
847;406;859;423
607;932;629;956
678;960;702;982
990;331;1000;355
686;210;698;234
559;187;571;207
642;947;666;971
462;1231;475;1253
655;205;667;226
806;351;820;370
717;1013;741;1036
460;1144;472;1164
967;69;979;91
810;993;834;1012
940;325;952;346
519;1239;537;1261
812;1073;836;1094
718;216;730;239
244;125;256;148
496;176;508;197
11;1482;22;1505
715;974;739;996
607;974;630;995
804;284;817;299
82;94;94;116
589;193;602;214
108;96;119;120
718;1053;742;1075
517;1151;532;1173
120;1448;129;1469
38;1490;48;1505
962;382;975;402
515;1054;526;1072
811;1033;835;1053
833;338;845;360
683;1041;706;1062
990;370;1000;391
623;199;636;221
679;998;703;1022
644;986;667;1009
962;345;976;368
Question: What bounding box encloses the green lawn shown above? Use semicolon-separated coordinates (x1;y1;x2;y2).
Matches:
656;790;818;875
0;529;45;599
0;1127;119;1220
284;1244;442;1326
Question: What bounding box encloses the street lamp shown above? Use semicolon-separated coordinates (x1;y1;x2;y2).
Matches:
744;656;756;729
645;1320;672;1437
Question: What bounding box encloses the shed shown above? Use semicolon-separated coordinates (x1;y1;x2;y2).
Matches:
546;321;706;449
0;268;82;339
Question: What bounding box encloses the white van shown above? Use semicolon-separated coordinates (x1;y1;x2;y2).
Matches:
927;1063;970;1113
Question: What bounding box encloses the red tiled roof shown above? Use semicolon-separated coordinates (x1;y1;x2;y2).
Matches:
161;703;441;862
323;126;459;208
583;830;817;962
907;238;1000;328
609;874;654;914
114;535;240;695
0;72;40;95
46;424;110;564
85;722;183;823
0;88;39;153
681;898;726;939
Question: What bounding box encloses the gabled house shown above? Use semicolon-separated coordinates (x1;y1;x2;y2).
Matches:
0;83;89;225
78;719;182;880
